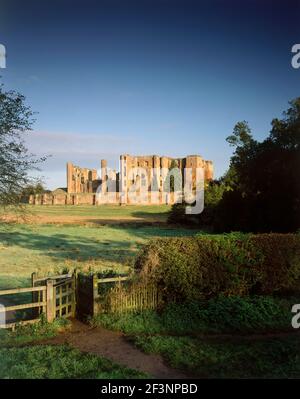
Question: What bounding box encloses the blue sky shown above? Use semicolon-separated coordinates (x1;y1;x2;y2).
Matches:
1;0;299;189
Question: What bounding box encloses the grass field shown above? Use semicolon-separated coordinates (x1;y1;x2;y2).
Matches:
3;204;171;225
0;205;197;289
25;204;170;218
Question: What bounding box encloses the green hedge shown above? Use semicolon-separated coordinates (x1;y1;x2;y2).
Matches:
134;233;300;301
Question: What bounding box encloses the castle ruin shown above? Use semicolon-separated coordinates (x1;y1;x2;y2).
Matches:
29;154;213;206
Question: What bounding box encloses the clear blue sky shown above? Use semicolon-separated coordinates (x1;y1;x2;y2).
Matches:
1;0;299;189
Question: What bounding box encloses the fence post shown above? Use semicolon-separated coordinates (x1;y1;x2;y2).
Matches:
46;280;55;322
92;274;98;316
72;272;76;317
31;272;37;288
31;272;39;315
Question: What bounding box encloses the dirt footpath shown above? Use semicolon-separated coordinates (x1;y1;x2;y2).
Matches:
40;319;190;379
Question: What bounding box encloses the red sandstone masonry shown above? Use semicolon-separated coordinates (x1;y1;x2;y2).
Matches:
30;154;213;206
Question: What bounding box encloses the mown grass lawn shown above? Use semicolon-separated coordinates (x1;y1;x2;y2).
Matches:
0;222;197;288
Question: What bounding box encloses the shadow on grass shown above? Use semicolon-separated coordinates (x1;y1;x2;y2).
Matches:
131;210;170;221
0;225;197;265
0;224;197;320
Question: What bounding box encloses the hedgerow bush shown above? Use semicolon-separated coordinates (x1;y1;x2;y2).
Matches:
134;233;300;301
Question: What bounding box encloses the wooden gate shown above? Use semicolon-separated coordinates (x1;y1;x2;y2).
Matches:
53;277;76;319
32;272;76;322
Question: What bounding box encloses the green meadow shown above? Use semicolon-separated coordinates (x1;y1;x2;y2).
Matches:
0;205;197;289
14;204;171;221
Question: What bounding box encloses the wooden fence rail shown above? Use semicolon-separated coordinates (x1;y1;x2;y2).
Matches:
0;302;46;313
0;286;46;295
33;273;72;284
0;285;47;330
0;273;75;329
98;276;129;284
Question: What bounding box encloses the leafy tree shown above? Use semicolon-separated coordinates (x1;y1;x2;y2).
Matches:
21;182;47;198
169;99;300;233
217;99;300;232
168;178;229;227
0;82;45;210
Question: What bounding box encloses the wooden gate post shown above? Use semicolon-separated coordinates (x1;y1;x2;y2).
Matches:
71;272;76;317
46;280;55;322
31;272;37;288
92;274;98;316
31;272;39;316
31;272;36;302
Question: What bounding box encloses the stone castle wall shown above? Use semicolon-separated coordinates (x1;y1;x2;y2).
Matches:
29;193;96;206
30;153;213;206
67;163;99;194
